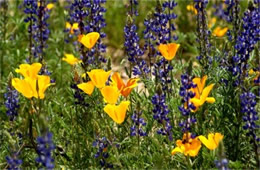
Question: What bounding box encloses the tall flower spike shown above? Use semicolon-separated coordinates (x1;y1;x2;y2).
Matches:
240;92;259;142
36;132;55;169
151;92;173;140
4;84;20;121
178;74;197;132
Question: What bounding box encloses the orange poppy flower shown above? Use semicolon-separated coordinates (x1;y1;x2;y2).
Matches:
77;81;95;96
103;101;130;124
111;72;139;98
158;43;180;61
87;69;111;89
101;85;120;105
172;133;202;157
66;22;79;34
78;32;100;49
213;26;228;37
190;75;215;111
15;63;42;79
62;53;82;65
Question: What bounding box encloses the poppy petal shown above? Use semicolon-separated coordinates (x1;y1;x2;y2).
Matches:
77;81;95;95
101;86;120;104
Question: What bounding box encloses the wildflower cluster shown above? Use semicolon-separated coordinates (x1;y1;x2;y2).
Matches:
67;0;107;67
1;0;260;169
11;63;52;99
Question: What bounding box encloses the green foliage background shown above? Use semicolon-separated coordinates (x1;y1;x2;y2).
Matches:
0;0;259;169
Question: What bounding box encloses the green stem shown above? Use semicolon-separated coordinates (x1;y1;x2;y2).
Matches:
186;156;192;170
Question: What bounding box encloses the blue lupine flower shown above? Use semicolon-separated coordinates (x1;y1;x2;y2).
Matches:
194;0;212;67
230;4;259;85
130;111;147;137
36;132;55;169
92;136;113;168
4;86;19;121
23;0;38;62
215;158;229;170
6;155;22;170
178;74;197;132
124;20;144;64
124;0;145;76
240;92;259;142
151;93;173;141
213;2;229;21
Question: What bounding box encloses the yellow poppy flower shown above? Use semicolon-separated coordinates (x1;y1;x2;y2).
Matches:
37;2;54;10
66;22;79;34
12;75;52;99
103;101;130;124
87;69;111;89
62;54;82;65
46;3;54;10
77;81;95;95
101;86;120;105
171;133;202;157
158;43;180;61
78;32;100;49
249;69;260;82
111;72;139;98
190;75;215;111
213;26;228;37
186;5;198;15
15;63;42;79
208;17;217;28
198;133;223;150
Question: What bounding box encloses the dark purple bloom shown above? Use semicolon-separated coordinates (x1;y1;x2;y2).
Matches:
6;154;22;170
178;74;197;132
240;92;259;142
92;136;113;168
36;132;55;169
130;111;147;137
4;86;19;121
215;158;229;170
151;93;173;141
